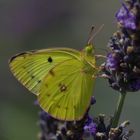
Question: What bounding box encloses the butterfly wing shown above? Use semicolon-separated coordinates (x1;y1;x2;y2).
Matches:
38;58;95;121
9;47;96;121
9;48;80;95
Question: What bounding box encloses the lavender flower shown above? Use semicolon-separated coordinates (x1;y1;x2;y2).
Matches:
103;0;140;92
106;53;121;71
35;1;139;139
99;0;140;138
116;0;139;30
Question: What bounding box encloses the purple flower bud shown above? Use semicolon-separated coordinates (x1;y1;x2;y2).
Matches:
84;122;97;136
106;53;120;71
129;78;140;91
116;2;137;30
83;116;97;136
61;127;66;135
123;55;133;63
39;111;50;121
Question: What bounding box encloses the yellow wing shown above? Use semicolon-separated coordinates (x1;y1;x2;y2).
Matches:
38;58;95;121
9;47;96;121
9;48;80;95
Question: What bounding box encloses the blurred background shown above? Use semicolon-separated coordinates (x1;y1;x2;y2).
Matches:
0;0;140;139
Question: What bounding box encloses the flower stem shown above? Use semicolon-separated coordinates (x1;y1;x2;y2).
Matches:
111;92;127;128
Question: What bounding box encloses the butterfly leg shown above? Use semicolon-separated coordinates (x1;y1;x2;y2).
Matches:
92;73;110;79
95;54;106;59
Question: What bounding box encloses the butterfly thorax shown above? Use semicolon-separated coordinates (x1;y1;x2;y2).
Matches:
80;44;97;75
82;44;96;66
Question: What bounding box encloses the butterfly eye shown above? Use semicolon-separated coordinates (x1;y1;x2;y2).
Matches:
48;56;53;63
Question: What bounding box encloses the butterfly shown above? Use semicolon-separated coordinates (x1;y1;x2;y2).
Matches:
9;27;101;121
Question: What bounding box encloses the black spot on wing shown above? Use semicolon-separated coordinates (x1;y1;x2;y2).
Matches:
59;83;67;92
49;69;55;76
38;80;41;83
31;75;35;79
48;56;53;63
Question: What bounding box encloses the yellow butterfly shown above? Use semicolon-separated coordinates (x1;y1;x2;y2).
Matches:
9;27;100;121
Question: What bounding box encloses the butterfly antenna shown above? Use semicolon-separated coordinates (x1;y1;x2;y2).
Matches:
87;25;95;45
87;24;104;45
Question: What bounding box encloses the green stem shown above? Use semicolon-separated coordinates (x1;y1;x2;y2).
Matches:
111;92;127;128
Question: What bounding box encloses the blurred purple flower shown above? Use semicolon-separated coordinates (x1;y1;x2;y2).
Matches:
116;2;136;30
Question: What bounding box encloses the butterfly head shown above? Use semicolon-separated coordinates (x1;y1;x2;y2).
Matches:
84;25;104;56
85;44;95;56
